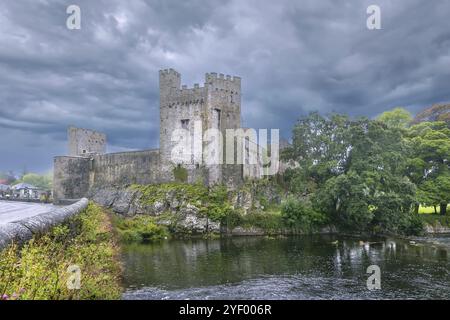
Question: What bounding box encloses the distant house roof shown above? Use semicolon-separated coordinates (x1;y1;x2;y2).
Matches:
12;183;38;190
0;184;10;191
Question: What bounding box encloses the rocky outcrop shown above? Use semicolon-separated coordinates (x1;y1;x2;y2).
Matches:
176;214;221;234
231;181;282;214
90;187;219;234
90;182;284;235
229;226;266;236
0;198;89;250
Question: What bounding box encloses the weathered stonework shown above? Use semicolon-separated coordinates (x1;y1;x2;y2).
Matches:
158;69;242;184
68;126;106;156
53;156;91;203
53;69;263;204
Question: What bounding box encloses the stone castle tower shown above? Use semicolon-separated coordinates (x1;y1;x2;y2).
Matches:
159;69;242;183
53;69;248;204
68;126;106;156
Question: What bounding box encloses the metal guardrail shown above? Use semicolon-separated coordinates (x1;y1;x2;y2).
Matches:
0;198;89;250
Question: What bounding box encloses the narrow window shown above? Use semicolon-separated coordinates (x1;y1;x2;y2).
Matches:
181;119;190;129
214;108;221;128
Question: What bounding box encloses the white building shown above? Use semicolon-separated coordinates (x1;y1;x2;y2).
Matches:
11;183;43;200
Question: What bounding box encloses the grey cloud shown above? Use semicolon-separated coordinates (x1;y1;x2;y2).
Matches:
1;0;450;173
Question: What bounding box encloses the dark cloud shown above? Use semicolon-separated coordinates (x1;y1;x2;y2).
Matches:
1;0;450;173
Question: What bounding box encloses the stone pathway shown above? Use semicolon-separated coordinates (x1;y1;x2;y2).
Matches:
0;201;55;225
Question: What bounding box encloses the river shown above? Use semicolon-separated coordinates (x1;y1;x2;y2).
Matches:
121;235;450;300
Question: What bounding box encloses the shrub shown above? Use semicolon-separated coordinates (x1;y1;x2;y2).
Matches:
281;197;326;232
241;212;283;233
113;215;169;243
402;214;425;236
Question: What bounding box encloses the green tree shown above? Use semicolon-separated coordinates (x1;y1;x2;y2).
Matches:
281;112;350;192
377;107;412;129
406;121;450;215
284;113;417;234
18;173;53;190
281;197;326;231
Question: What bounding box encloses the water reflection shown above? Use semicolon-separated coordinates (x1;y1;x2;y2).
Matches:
122;235;450;300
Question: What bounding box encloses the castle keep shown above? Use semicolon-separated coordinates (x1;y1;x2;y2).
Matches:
53;69;263;204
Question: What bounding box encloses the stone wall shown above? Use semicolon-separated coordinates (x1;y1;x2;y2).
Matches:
222;164;244;189
159;69;207;181
53;69;248;203
53;156;91;204
0;198;89;250
53;149;212;203
68;126;106;156
205;72;241;133
159;69;242;185
92;149;161;187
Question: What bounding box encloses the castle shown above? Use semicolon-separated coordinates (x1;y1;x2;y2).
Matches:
53;69;268;204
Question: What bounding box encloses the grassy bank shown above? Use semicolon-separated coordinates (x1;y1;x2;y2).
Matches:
419;205;450;214
112;214;169;243
0;203;122;300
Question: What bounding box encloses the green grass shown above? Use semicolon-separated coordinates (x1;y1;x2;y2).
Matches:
0;203;122;300
419;204;450;228
418;204;450;214
112;214;169;243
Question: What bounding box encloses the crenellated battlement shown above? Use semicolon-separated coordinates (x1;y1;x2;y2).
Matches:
159;68;180;77
180;84;205;92
205;72;241;83
159;68;241;96
205;72;241;92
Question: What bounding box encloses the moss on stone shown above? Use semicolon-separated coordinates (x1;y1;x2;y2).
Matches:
130;183;233;222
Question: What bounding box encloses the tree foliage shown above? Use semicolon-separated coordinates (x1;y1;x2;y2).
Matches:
284;112;419;234
17;173;53;190
377;107;412;129
405;121;450;214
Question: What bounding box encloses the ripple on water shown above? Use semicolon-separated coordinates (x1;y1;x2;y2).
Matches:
121;236;450;300
122;274;437;300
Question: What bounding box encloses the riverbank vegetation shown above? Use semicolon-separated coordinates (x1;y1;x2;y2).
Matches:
282;108;449;235
0;203;122;300
112;214;169;243
111;107;448;240
420;214;450;228
112;181;328;240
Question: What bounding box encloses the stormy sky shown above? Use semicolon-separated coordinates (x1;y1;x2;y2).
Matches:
1;0;450;174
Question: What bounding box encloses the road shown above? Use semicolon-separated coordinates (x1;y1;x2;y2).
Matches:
0;201;56;225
